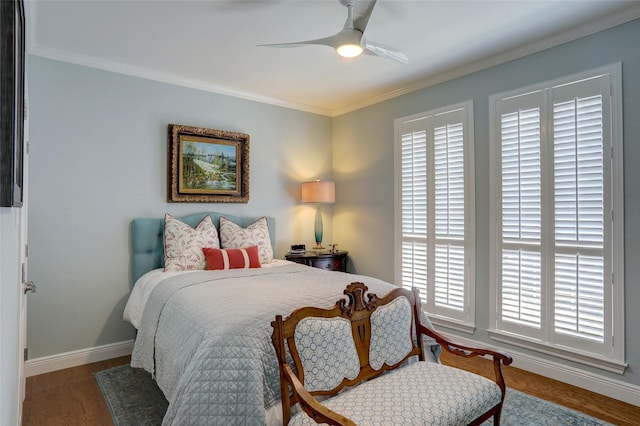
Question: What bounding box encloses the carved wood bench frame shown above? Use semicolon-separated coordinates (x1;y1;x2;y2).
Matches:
272;282;513;425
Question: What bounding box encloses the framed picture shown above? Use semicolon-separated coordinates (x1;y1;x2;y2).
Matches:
0;0;25;207
168;124;250;203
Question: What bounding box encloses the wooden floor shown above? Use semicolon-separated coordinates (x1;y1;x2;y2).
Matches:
22;353;640;425
440;350;640;425
23;356;130;426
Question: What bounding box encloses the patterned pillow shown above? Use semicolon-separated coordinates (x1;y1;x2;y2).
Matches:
164;214;220;271
203;246;261;270
219;216;273;264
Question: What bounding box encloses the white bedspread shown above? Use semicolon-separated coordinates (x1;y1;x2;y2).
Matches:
127;262;439;425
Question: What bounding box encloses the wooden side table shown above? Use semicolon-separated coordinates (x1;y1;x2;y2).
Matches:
285;250;348;272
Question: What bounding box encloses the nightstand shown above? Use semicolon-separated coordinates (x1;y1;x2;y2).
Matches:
285;250;348;272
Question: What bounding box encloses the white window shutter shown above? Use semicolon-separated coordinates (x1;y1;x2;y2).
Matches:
500;106;542;243
400;120;429;299
496;96;543;333
396;102;475;328
554;254;604;341
434;120;466;312
401;124;427;239
490;65;624;368
501;249;542;328
402;241;428;300
552;84;605;343
553;95;604;247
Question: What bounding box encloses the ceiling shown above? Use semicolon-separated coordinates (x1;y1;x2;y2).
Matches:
26;0;640;116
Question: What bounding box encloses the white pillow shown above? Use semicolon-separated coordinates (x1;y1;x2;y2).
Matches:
219;216;273;264
164;214;220;271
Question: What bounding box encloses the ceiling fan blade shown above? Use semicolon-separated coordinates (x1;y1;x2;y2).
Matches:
258;34;340;49
259;0;403;63
352;0;377;33
364;41;408;64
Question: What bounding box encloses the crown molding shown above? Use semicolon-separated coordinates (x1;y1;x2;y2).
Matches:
27;44;333;117
332;7;640;116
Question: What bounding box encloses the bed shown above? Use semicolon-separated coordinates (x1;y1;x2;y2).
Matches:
124;212;439;426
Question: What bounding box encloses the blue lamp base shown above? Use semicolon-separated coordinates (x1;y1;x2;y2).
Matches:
313;203;324;250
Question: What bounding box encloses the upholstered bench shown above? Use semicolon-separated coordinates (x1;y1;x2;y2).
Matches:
272;282;513;425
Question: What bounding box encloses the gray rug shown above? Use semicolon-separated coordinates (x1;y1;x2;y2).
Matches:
94;365;611;425
94;365;167;426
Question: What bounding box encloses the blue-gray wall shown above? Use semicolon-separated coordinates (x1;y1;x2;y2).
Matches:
333;19;640;388
26;57;333;358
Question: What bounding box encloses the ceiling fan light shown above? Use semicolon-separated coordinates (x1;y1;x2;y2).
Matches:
336;43;363;58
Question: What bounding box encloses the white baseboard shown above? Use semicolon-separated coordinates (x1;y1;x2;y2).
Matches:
25;340;134;377
24;336;640;407
441;333;640;407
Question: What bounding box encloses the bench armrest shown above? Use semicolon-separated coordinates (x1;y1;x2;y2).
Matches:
418;324;513;364
418;323;513;397
282;364;356;426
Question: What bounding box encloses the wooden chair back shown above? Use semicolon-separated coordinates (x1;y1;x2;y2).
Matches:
272;282;425;423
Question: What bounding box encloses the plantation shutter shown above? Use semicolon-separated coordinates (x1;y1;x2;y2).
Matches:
490;67;622;366
552;78;608;345
496;92;544;335
397;103;474;328
500;108;542;327
433;115;466;312
401;118;428;299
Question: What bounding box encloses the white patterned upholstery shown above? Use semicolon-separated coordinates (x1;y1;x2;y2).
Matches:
289;361;502;425
294;317;360;392
369;296;413;370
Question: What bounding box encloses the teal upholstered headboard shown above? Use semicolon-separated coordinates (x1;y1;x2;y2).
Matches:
131;212;276;284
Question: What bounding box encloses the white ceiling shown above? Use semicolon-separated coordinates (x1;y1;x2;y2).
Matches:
26;0;640;116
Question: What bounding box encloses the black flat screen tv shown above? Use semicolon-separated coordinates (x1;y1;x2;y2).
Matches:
0;0;25;207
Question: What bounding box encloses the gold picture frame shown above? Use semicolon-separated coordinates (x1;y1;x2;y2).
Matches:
168;124;249;203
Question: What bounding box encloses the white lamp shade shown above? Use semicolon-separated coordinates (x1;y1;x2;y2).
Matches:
301;181;335;204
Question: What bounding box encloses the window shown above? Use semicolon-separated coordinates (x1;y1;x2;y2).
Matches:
395;101;475;332
489;64;625;372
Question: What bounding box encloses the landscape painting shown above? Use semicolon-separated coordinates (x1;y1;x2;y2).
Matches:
180;137;238;193
168;124;250;203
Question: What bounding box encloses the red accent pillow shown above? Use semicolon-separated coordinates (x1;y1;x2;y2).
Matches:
203;245;261;270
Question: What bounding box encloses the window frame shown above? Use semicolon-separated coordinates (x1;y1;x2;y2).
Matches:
488;63;626;373
394;101;476;333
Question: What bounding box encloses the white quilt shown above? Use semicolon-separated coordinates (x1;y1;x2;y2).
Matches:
127;262;439;425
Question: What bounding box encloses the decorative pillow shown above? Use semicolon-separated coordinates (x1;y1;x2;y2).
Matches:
203;246;261;270
164;214;220;271
219;216;273;264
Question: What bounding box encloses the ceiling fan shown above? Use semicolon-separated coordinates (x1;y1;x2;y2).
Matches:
258;0;408;64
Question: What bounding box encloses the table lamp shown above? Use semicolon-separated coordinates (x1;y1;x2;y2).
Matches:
301;180;335;250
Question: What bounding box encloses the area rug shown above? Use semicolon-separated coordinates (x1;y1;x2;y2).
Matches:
94;365;612;426
94;365;167;426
